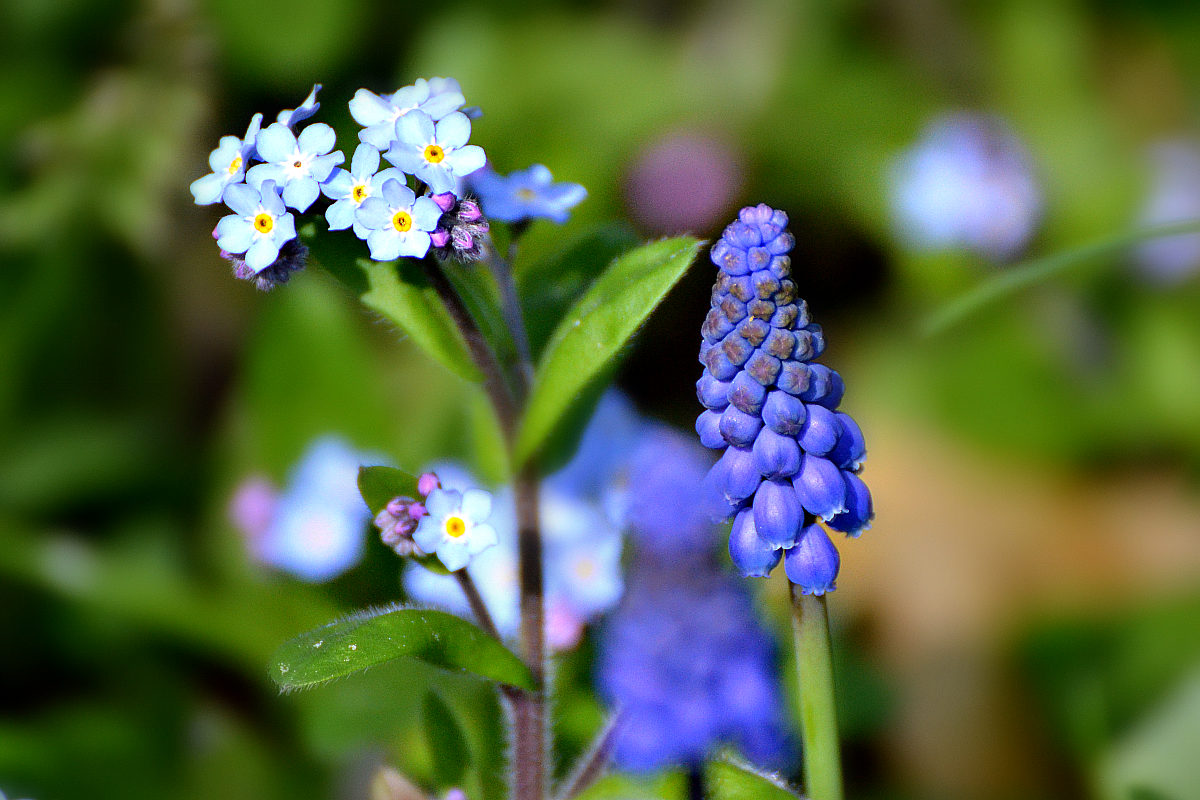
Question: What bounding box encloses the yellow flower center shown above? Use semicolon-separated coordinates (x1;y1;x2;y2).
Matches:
444;516;467;538
392;209;413;233
351;183;369;203
516;188;536;201
573;558;596;580
292;160;303;168
253;212;274;234
227;156;242;175
423;144;445;164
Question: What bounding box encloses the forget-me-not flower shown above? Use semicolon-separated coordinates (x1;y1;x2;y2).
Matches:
350;77;466;150
385;110;485;194
276;84;322;128
889;112;1042;262
468;164;587;224
355;178;441;261
1134;140;1200;286
215;180;297;273
252;437;376;582
189;112;263;205
413;486;499;572
246;121;344;212
321;143;407;238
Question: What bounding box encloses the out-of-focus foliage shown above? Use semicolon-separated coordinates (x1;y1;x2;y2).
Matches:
4;0;1200;799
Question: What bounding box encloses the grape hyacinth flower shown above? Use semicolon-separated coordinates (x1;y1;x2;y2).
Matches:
215;180;297;273
596;560;791;772
413;484;499;571
468;164;587;224
190;112;263;205
246;120;344;212
384;110;486;194
350;78;466;151
321;143;407;238
697;204;872;594
889;112;1042;262
355;178;442;261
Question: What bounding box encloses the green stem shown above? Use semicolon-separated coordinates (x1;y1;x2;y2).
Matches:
790;584;843;800
921;218;1200;337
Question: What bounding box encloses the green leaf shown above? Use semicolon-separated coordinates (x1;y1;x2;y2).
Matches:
423;691;470;789
921;219;1200;337
303;225;482;382
270;605;536;691
515;236;702;466
706;759;801;800
357;466;420;515
515;224;639;359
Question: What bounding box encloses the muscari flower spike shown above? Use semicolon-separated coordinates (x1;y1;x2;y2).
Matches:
697;204;873;594
468;163;587;224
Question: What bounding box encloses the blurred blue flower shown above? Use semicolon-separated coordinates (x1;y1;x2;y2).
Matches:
468;164;586;224
251;437;377;582
889;113;1042;261
246;121;344;212
321;143;407;238
350;77;467;151
189;112;263;205
413;486;499;572
356;179;441;261
1134;139;1200;286
596;561;792;772
384;110;485;195
697;205;872;592
607;422;716;562
215;180;296;273
276;84;322;128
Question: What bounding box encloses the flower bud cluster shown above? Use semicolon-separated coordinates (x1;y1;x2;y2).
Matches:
373;472;439;556
697;204;873;593
429;192;490;262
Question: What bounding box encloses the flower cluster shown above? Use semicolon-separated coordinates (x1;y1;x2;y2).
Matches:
192;85;342;287
195;79;589;285
596;560;791;772
229;436;379;582
889;112;1042;262
697;205;872;594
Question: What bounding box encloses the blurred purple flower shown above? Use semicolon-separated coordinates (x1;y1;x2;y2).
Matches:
625;131;743;235
1134;139;1200;285
596;561;792;772
889;113;1042;262
232;437;378;582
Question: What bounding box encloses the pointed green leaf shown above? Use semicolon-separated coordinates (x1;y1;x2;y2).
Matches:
921;218;1200;337
515;236;702;466
516;224;639;359
423;691;470;789
270;605;536;691
303;225;482;382
357;465;420;515
706;759;801;800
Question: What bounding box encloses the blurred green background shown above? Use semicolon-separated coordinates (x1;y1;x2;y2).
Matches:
3;0;1200;798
